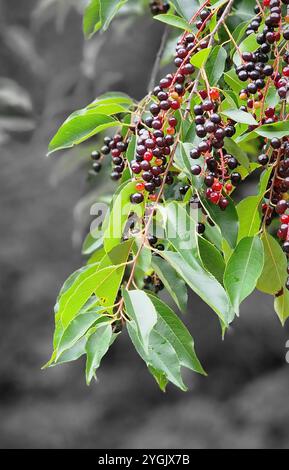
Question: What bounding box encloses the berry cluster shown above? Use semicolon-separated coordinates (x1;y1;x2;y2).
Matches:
149;0;170;15
129;7;217;205
236;1;289;112
259;137;289;289
90;133;128;180
190;94;239;210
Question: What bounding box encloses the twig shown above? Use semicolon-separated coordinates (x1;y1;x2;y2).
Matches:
147;25;169;94
185;0;234;118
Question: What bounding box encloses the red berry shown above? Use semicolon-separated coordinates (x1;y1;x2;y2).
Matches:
144;151;153;161
225;183;233;193
212;181;223;192
168;117;177;127
277;229;287;240
170;100;180;110
284;67;289;77
210;192;220;204
136;182;145;191
281;214;289;224
149;194;157;201
209;88;220;100
265;107;275;118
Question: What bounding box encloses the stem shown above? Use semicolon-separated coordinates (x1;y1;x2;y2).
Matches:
185;0;234;118
147;25;169;94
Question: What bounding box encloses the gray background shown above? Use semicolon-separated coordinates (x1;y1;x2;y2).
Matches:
1;0;289;449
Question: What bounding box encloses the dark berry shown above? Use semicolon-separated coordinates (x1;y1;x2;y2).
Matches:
130;193;144;204
91;150;101;160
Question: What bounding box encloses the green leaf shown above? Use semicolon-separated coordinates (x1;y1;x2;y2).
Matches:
83;0;101;38
274;290;289;326
56;309;110;360
224;69;245;94
127;321;187;391
125;134;136;163
190;47;212;69
163;201;198;256
161;250;235;325
152;256;188;313
257;232;287;295
169;0;200;20
237;168;272;241
223;137;250;170
148;366;168;392
233;33;259;66
58;264;124;328
123;290;157;354
205;46;227;86
237;120;289;144
237;196;261;241
100;0;128;31
88;92;133;109
221;109;258;126
154;14;192;31
200;195;239;249
224;236;264;314
48;111;120;154
103;180;143;252
255;120;289;139
85;324;113;384
148;294;206;375
198;236;225;285
82;232;103;256
54;337;87;366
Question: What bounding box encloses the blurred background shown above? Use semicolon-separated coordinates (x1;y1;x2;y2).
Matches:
1;0;289;449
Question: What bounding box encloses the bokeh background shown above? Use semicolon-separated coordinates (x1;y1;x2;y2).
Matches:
1;0;289;449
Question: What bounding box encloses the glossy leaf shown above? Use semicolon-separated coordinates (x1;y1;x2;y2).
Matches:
148;294;205;374
221;109;258;126
123;289;157;353
237;196;261;241
200;195;239;249
127;321;187;391
83;0;101;38
85;324;113;384
154;14;192;31
161;250;235;325
224;236;264;314
190;47;212;69
274;290;289;326
56;309;110;360
88;92;133;109
152;255;188;313
100;0;128;31
48;111;120;154
198;236;225;285
169;0;200;20
237;168;272;241
233;33;259;66
58;264;123;328
103;180;143;252
257;232;287;295
205;46;227;86
223;137;250;170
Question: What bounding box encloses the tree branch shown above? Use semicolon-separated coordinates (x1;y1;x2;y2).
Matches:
147;25;169;94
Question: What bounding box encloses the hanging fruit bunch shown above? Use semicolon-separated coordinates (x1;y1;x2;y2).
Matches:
45;0;289;391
